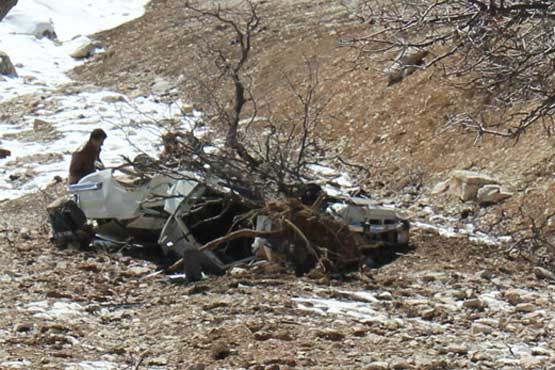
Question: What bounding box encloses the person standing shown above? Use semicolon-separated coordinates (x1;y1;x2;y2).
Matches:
68;128;107;185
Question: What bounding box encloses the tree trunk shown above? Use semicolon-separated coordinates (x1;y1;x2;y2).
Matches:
0;0;17;23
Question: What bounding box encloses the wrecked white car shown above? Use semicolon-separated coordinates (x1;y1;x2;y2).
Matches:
48;168;410;280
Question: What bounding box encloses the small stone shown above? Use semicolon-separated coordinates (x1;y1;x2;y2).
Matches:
126;266;151;277
273;329;293;341
390;358;411;369
420;308;437;320
210;342;230;360
70;36;99;59
377;291;393;300
504;289;523;305
19;228;32;240
470;352;491;362
479;270;494;280
352;327;368;337
0;51;17;76
14;322;34;333
229;267;247;275
0;148;11;159
534;266;555;280
33;118;53;131
254;332;272;341
101;95;127;103
515;303;536;313
463;298;484;309
365;361;388;370
187;364;206;370
441;344;468;355
181;104;194;115
315;329;345;341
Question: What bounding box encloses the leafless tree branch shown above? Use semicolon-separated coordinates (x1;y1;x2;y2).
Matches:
345;0;555;137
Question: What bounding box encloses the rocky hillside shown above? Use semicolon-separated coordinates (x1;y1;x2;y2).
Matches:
2;1;555;369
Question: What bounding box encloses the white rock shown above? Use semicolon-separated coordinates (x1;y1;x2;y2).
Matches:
432;180;450;194
69;36;99;59
476;184;512;204
150;76;174;95
377;291;393;301
436;170;502;202
446;344;469;355
515;303;536;313
384;47;428;85
181;104;194;115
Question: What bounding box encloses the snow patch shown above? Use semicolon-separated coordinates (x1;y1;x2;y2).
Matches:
0;361;32;369
294;296;388;323
0;0;177;200
25;300;85;320
0;93;195;200
65;361;122;370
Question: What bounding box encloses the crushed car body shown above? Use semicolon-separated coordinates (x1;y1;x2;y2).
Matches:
48;168;410;280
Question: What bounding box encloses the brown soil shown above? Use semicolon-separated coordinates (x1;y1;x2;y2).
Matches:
2;188;550;369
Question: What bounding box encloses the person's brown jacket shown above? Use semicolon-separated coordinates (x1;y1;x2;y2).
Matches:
68;142;101;185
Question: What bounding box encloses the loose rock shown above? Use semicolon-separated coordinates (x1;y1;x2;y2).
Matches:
0;50;17;76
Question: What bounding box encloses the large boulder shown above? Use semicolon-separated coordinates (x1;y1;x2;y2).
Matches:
433;170;512;204
69;36;100;59
450;170;498;201
0;50;17;76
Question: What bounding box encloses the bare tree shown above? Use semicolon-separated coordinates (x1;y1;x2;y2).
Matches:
183;0;261;168
0;0;17;23
152;0;351;204
345;0;555;138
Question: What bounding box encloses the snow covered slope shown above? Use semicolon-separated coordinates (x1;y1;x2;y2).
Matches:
0;0;191;200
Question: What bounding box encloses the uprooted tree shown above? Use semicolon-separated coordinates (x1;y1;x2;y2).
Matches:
344;0;555;138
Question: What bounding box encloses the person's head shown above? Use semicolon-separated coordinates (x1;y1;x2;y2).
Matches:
89;128;107;147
